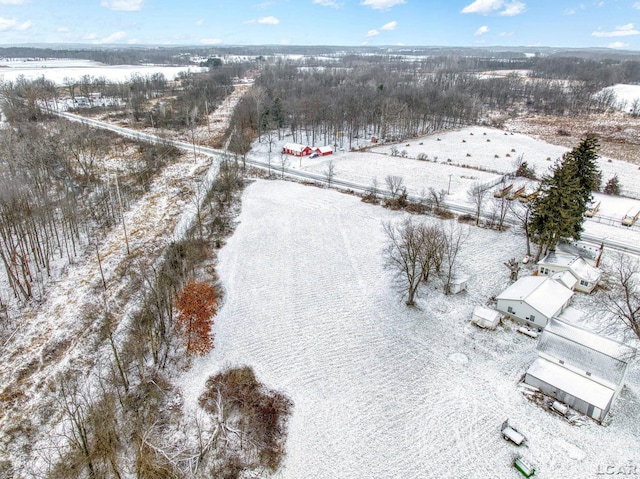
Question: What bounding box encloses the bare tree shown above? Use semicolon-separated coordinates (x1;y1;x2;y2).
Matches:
383;218;425;306
442;220;468;295
385;175;404;199
509;200;534;257
467;182;490;226
279;153;290;179
363;177;380;203
490;195;509;231
603;254;640;341
324;160;336;187
504;258;521;282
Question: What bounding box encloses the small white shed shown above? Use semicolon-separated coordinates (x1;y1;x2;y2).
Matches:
472;306;501;330
449;275;469;294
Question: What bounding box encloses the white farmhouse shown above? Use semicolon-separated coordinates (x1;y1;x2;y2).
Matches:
524;317;636;423
537;251;602;293
495;276;573;329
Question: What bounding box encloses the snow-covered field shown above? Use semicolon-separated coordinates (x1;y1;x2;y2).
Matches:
0;58;205;85
603;84;640;110
179;179;640;479
252;125;640;222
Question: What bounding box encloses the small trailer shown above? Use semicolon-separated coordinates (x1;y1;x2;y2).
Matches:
501;419;526;446
507;186;526;201
584;200;600;217
514;457;536;477
519;190;539;203
622;208;640;226
494;184;514;198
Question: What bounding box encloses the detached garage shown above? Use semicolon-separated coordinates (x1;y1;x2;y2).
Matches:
314;145;333;156
524;318;636;423
496;276;573;329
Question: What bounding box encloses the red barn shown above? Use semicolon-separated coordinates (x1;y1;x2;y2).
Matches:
314;145;333;156
282;142;312;156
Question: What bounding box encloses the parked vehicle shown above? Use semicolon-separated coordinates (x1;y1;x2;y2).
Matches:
622;208;640;226
501;419;526;445
584;200;600;217
514;457;536;477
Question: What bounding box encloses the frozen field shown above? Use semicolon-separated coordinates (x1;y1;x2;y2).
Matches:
0;58;204;84
179;180;640;479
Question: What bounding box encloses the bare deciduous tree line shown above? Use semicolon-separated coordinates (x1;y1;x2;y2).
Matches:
0;118;180;313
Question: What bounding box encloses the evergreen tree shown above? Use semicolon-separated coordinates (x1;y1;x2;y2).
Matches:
529;157;583;261
604;175;621;195
564;134;601;207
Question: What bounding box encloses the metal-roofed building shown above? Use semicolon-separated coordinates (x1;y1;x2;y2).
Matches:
524;317;636;422
496;276;574;329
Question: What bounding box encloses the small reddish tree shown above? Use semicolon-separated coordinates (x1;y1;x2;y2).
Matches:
176;280;218;355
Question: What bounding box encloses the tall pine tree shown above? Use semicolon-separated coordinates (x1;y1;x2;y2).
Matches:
564;134;601;208
529;156;583;261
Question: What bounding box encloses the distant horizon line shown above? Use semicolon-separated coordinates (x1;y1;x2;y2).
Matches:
1;43;639;53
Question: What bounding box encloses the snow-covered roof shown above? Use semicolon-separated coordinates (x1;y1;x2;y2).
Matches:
539;252;602;283
496;276;573;319
473;305;499;321
527;357;614;410
537;318;636;387
283;142;309;152
556;306;585;324
317;145;333;153
552;270;577;290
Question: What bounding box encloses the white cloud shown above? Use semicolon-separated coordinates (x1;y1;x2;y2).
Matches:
360;0;406;11
461;0;525;16
0;17;17;31
247;16;280;24
16;20;31;31
608;41;629;48
99;31;127;43
381;21;398;31
499;1;525;15
366;29;380;37
260;16;279;24
195;20;204;26
564;8;575;15
100;0;144;11
313;0;342;7
0;0;28;4
201;38;223;45
500;31;513;37
592;23;640;37
0;16;30;31
57;27;70;33
475;25;489;35
634;2;640;9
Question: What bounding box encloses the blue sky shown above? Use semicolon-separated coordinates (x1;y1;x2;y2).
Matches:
1;0;639;50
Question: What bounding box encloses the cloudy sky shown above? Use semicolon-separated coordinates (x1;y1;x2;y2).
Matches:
1;0;639;50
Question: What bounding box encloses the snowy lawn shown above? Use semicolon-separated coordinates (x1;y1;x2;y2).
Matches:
179;180;640;479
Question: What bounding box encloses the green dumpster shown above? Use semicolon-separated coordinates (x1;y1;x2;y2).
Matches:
514;457;535;477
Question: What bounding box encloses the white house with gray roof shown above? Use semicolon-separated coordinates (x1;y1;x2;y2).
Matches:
524;317;636;422
537;251;602;293
496;276;573;329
